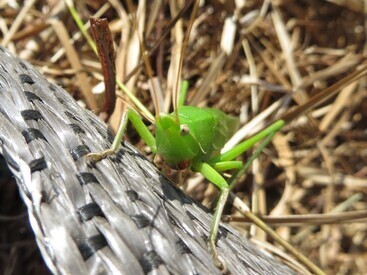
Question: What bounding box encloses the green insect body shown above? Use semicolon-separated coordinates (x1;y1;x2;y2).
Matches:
155;106;239;168
88;101;285;262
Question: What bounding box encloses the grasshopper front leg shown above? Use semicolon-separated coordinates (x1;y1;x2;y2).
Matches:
204;126;326;275
193;125;281;267
87;108;157;162
191;160;230;268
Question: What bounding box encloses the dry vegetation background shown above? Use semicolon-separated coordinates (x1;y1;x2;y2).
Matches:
1;0;367;274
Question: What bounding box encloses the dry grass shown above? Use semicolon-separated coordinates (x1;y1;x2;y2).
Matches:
1;0;367;274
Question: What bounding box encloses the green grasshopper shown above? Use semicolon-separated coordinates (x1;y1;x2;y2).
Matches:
79;1;367;273
87;64;367;262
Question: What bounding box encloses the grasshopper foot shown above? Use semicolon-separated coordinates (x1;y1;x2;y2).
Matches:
209;240;227;273
87;149;115;162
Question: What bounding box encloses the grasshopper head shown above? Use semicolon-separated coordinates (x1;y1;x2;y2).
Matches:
155;113;200;169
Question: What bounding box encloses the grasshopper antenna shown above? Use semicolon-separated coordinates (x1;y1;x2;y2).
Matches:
173;0;200;121
131;11;161;118
280;63;367;123
123;0;195;84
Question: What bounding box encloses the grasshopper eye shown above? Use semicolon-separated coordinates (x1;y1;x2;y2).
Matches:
180;124;190;136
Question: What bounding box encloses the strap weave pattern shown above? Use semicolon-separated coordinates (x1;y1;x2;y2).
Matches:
0;46;293;274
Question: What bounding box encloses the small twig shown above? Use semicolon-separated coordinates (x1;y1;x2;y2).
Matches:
90;17;116;121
